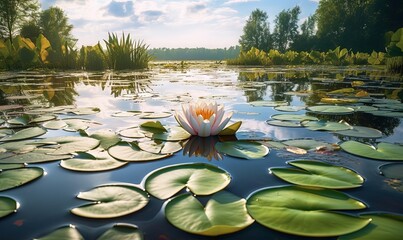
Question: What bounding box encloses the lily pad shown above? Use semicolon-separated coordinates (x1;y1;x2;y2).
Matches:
140;121;167;133
34;225;84;240
34;136;100;155
271;114;318;121
0;127;46;142
7;115;30;125
370;110;403;118
0;163;25;170
148;126;191;141
89;130;121;150
144;163;231;200
118;127;146;138
70;107;100;115
165;192;254;236
108;142;170;162
29;115;56;124
138;140;182;154
71;184;149;218
60;150;127;172
270;160;364;189
282;139;336;151
339;213;403;240
246;186;369;237
42;120;68;130
0;167;44;191
214;141;269;159
379;163;403;179
307;105;355;115
274;105;305;112
139;112;172;119
97;223;143;240
218;121;242;135
266;120;302;127
0;196;18;218
302;120;352;131
335;126;383;138
250;100;288;107
340;141;403;161
0;152;72;163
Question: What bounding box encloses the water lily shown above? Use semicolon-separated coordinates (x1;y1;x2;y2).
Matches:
175;101;233;137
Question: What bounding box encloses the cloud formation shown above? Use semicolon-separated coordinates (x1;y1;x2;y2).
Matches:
106;0;134;17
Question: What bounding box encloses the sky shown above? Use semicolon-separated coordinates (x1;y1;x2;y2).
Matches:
39;0;319;49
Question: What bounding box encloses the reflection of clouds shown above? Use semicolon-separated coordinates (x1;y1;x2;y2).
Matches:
182;136;222;161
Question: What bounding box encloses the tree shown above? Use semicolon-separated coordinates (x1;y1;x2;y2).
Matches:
0;0;40;42
291;15;318;51
39;7;76;67
272;6;301;52
20;21;40;42
239;9;272;52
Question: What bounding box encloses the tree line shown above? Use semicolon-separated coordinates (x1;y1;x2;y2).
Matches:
148;47;240;61
239;0;403;53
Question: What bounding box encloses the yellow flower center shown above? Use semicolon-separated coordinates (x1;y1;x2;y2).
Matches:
195;108;215;120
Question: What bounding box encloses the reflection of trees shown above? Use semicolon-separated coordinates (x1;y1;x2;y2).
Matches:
106;72;152;98
237;72;269;102
306;112;400;137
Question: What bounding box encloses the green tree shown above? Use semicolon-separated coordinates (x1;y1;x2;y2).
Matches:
20;21;40;42
0;0;40;42
291;15;317;51
39;6;76;67
273;6;301;52
239;9;272;52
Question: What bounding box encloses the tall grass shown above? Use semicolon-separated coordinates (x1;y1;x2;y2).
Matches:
100;33;151;70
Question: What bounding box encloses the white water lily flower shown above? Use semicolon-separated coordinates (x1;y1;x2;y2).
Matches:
175;101;233;137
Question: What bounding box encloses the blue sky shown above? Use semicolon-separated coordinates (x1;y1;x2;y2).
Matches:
39;0;319;48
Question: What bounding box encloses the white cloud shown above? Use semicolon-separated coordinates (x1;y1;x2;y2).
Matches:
224;0;259;5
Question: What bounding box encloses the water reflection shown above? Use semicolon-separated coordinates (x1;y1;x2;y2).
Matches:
182;136;222;161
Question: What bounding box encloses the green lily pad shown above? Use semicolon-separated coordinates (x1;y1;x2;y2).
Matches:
246;186;369;237
270;160;364;189
271;114;318;121
89;130;121;150
370;110;403;118
266;120;302;127
351;105;378;112
144;163;231;200
63;118;98;132
139;111;172;119
339;213;403;240
118;127;146;138
0;127;46;142
165;192;254;236
0;129;13;138
29;115;56;124
138;140;182;154
42;120;68;129
0;163;25;170
7;115;30;125
112;111;138;117
0;167;44;191
302;120;352;131
379;163;403;179
340;141;403;161
336;126;383;138
250;100;288;107
108;142;170;162
0;196;18;218
70;107;100;115
148;126;191;141
214;141;269;159
34;225;84;240
60;150;127;172
274;105;305;112
307;105;355;115
34;136;100;155
97;223;143;240
282;139;335;151
140;121;167;133
0;152;72;163
71;184;149;218
218;121;242;135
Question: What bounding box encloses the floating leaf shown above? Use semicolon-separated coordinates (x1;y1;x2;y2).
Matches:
285;146;307;154
0;167;44;191
218;121;242;135
71;184;149;218
61;150;127;172
307;105;355;115
379;163;403;179
0;163;25;170
29;115;56;124
250;100;288;107
320;98;358;104
336;126;383;138
97;223;143;240
282;139;336;151
140;121;167;133
144;163;231;200
274;105;305;112
271;114;318;121
42;120;68;130
7;115;30;125
302;120;352;131
34;225;84;240
0;152;72;164
138;140;182;154
370;110;403;118
70;107;100;115
246;186;369;237
214;141;269;159
270;160;364;189
0;127;46;142
90;130;120;150
266;120;302;127
339;213;403;240
165;192;254;236
340;141;403;161
149;126;191;141
0;196;18;218
118;127;145;138
139;112;172;119
351;105;378;112
108;142;170;162
35;136;100;155
63;118;98;132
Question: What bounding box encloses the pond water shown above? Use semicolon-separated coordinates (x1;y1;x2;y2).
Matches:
0;62;402;239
